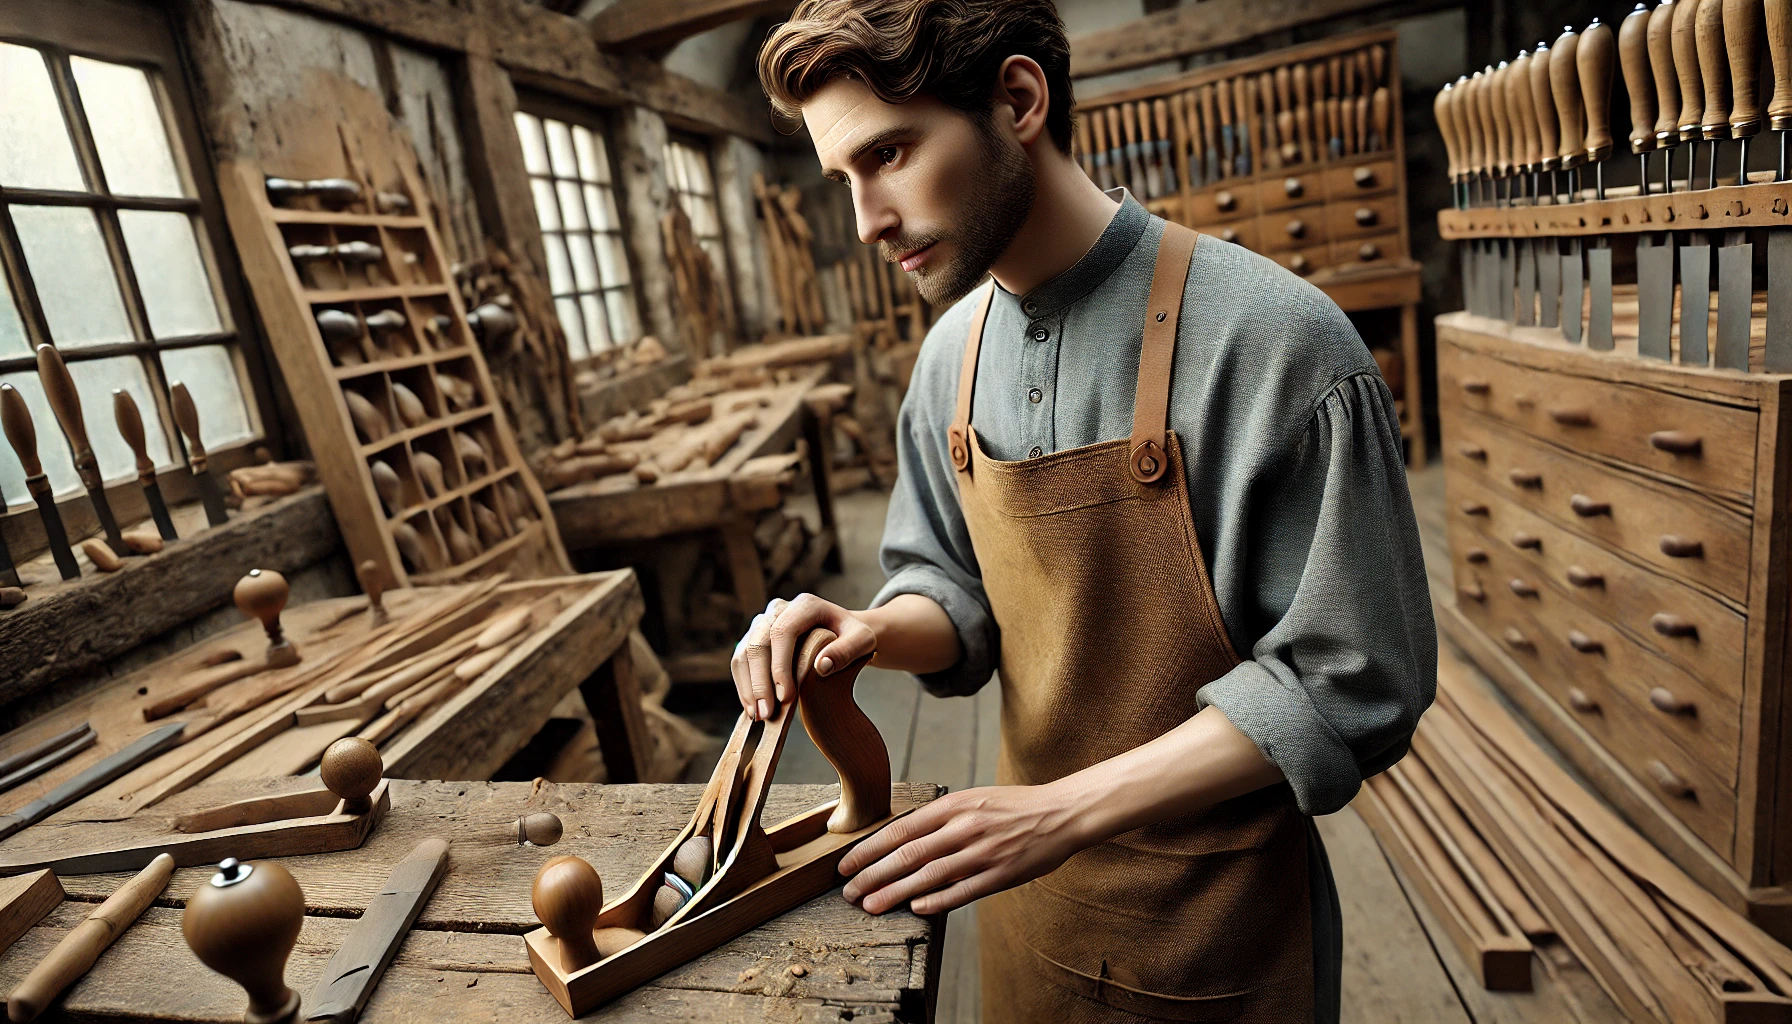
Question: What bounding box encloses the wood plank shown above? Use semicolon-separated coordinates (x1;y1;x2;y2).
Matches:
0;872;60;959
583;638;652;784
590;0;796;52
1070;2;1419;79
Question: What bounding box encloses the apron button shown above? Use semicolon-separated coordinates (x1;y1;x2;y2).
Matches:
1028;445;1043;458
1028;388;1042;403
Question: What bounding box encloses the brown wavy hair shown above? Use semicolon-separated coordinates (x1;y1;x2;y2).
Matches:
758;0;1074;154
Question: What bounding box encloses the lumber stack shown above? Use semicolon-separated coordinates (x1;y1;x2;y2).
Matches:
1361;650;1792;1019
754;174;826;338
663;203;733;357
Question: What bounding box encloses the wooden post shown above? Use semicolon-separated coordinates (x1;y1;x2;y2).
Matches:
613;105;681;349
581;642;652;783
454;47;548;278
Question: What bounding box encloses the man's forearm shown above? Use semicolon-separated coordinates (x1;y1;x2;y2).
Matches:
859;594;961;675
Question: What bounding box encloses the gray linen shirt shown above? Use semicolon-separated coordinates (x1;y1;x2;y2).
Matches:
869;192;1435;1017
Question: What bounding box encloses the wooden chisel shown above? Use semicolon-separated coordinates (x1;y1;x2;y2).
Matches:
1258;72;1281;170
303;837;450;1023
1581;18;1618;351
112;389;177;541
1130;101;1157;198
1216;77;1236;178
0;478;18;589
1293;63;1314;164
1438;82;1464;212
0;724;92;782
170;381;230;526
1508;52;1540;325
1235;75;1255;175
1275;66;1297;163
1090;105;1114;190
1200;84;1221;181
1641;3;1685;361
1456;74;1485;315
1476;67;1507;318
1772;0;1792;180
1715;0;1762;370
1680;0;1717;362
1120;103;1148;197
1531;41;1563;327
1621;6;1667;354
1698;0;1733;187
0;385;78;581
1551;28;1588;343
1105;106;1129;194
1075;114;1097;183
0;721;186;841
0;726;95;797
1171;93;1194;191
35;345;129;555
1154;98;1176;193
1489;62;1516;321
5;853;173;1022
1766;0;1792;370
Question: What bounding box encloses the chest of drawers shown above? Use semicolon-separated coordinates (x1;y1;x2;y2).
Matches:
1437;313;1792;939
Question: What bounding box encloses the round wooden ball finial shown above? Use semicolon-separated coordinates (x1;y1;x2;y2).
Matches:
234;570;298;668
532;855;603;972
518;811;563;846
319;737;381;815
182;858;306;1024
355;560;389;628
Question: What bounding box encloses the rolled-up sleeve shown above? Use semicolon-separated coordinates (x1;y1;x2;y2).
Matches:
1197;371;1436;815
869;338;1000;699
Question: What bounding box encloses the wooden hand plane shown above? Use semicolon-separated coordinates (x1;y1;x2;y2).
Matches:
525;629;914;1016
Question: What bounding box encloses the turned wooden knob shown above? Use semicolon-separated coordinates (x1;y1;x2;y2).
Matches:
1570;493;1611;517
235;570;294;664
1460;501;1489;516
1659;534;1704;558
1459;581;1486;602
1289;253;1310;273
356;560;389;627
1509;468;1543;487
1503;627;1534;651
1462;378;1491;394
533;856;603;973
319;737;381;814
182;859;305;1024
1459;444;1487;460
1549;406;1593;426
1465;547;1489;563
1509;578;1538;597
1354;206;1377;226
1568;630;1604;654
1220;226;1239;242
1650;429;1702;454
1284;176;1304;196
1285;218;1307;237
1652;612;1700;639
1358;241;1382;260
1567;686;1600;712
1566;565;1605;588
1650;687;1696;715
518;812;563;847
315;309;360;345
1648;760;1694;798
1216;190;1237;211
1513;532;1542;550
1354;165;1377;186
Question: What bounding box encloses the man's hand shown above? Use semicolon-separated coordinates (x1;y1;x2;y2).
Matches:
838;783;1090;916
730;594;877;720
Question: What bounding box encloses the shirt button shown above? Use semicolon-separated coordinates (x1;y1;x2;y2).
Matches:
1032;327;1049;342
1023;301;1038;315
1028;387;1043;403
1028;445;1043;458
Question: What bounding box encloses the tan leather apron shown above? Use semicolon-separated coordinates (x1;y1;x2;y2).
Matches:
948;223;1313;1022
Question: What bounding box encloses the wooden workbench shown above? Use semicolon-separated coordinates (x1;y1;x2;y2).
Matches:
0;777;944;1023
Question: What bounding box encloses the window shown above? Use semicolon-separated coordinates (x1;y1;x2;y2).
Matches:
661;136;734;314
0;24;261;512
513;109;642;359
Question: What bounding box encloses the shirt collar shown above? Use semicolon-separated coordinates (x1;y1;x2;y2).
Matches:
1000;188;1150;321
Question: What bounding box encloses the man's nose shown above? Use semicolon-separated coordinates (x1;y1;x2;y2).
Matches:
853;190;898;246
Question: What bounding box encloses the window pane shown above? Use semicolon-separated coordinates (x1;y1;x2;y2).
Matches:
514;113;549;175
701;239;729;280
663;143;688;193
11;206;132;348
606;289;641;345
555;180;588;231
545;119;578;178
162;345;252;449
71;57;184;198
568;234;599;293
595;233;628;286
581;294;610;350
530;178;561;231
585;185;616;233
543;234;573;295
0;273;28;358
0;371;80;501
119;211;221;338
65;356;169;482
0;43;84;191
556;297;588;360
573;125;605;184
692;199;720;239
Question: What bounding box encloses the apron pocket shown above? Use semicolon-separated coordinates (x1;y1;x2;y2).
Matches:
1017;937;1250;1022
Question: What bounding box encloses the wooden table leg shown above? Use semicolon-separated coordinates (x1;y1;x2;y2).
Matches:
581;643;651;783
1400;302;1427;466
720;518;767;617
801;406;845;574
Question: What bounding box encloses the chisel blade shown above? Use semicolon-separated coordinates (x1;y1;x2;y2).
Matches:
1561;240;1584;343
1588;242;1613;351
1636;235;1675;361
0;481;18;589
143;480;177;541
1482;240;1499;319
1716;231;1754;371
1517;239;1536;326
1539;239;1561;328
304;837;450;1023
1768;230;1792;372
195;473;229;527
1461;245;1478;316
29;484;79;581
1680;236;1713;366
1498;240;1516;323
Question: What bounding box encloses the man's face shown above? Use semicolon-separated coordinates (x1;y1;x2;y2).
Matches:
806;76;1035;305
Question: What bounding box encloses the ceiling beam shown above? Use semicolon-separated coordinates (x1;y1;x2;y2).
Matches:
1070;0;1414;79
589;0;796;53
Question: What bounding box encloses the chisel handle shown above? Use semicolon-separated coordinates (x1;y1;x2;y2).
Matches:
1462;72;1486;179
1476;69;1499;174
1510;51;1541;168
1075;115;1095;180
1698;0;1733;137
1675;0;1708;136
1275;65;1292;113
112;389;156;486
1621;7;1658;154
1372;87;1389;152
35;344;94;471
6;854;173;1023
1552;27;1588;165
1728;0;1765;136
169;380;209;473
1438;82;1463;180
1581;18;1617;161
1651;1;1685;142
1491;62;1514;174
1531;41;1562;167
1769;0;1792;129
0;384;42;480
1371;43;1387;86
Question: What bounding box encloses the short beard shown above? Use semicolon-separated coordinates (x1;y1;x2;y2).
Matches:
883;116;1036;306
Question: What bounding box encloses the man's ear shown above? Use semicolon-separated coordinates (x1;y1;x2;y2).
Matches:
993;55;1050;147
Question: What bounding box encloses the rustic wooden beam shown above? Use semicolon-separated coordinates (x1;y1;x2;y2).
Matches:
590;0;796;54
453;52;550;275
1069;0;1427;79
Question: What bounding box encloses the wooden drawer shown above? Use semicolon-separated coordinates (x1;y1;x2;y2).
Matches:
1195;218;1258;251
1449;512;1741;787
1327;195;1402;240
1439;341;1759;504
1324;158;1398;199
1448;472;1747;691
1443;409;1752;603
1334;232;1401;268
1262;170;1325;211
1259;204;1328;253
1272;244;1330;277
1187;186;1254;222
1456;560;1737;853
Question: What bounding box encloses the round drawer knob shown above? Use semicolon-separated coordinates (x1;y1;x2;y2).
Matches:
1465;548;1489;564
1458;444;1487;461
1353;166;1376;187
1460;501;1489;516
1567;630;1604;654
1659;535;1704;558
1220;226;1239;242
1648;760;1694;798
1354;206;1377;226
1569;494;1611;517
1216;190;1236;211
1651;613;1699;639
1459;581;1486;602
1649;687;1696;715
1649;430;1702;455
1509;578;1538;597
1285;219;1307;238
1513;532;1542;550
1566;687;1600;712
1566;565;1605;588
1461;378;1491;394
1284;177;1304;197
1290;253;1311;273
1502;628;1534;651
1549;407;1593;426
1508;469;1543;488
1358;241;1382;260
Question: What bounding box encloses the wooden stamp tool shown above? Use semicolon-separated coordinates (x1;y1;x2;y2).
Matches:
171;381;232;527
0;738;389;876
143;570;302;721
524;628;914;1016
113;389;179;542
35;345;128;555
183;857;306;1024
303;837;449;1023
6;853;172;1022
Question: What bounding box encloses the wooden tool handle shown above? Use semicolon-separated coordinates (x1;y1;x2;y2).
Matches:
1510;52;1541;167
1153;98;1170;149
1438;83;1462;178
1728;0;1766;135
1698;0;1733;135
1490;63;1513;172
1328;55;1342;95
1458;75;1482;177
1769;0;1792;128
7;853;172;1022
1652;1;1686;139
0;384;41;479
1216;77;1233;124
793;630;889;834
112;389;156;483
1075;116;1094;178
1676;0;1709;134
169;380;208;470
1275;64;1291;111
1530;41;1561;163
34;345;89;460
1476;70;1499;173
1621;6;1660;153
1371;87;1389;150
1552;29;1587;163
1580;18;1617;160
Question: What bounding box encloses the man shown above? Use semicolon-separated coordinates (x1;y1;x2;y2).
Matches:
731;2;1435;1020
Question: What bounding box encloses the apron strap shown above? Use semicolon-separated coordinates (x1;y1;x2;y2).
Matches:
948;283;997;473
1129;223;1199;484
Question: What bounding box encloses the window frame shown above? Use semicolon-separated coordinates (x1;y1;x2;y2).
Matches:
661;130;738;331
512;91;645;362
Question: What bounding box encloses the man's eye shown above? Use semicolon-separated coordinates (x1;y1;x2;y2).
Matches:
877;147;899;165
